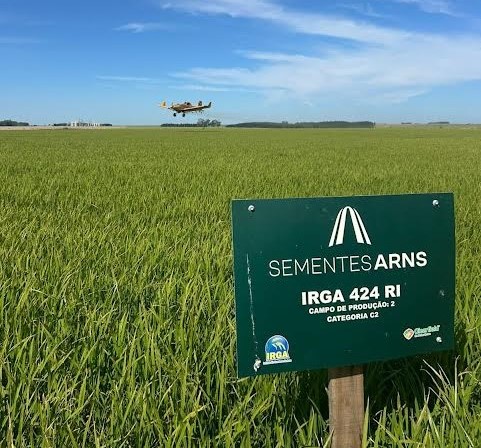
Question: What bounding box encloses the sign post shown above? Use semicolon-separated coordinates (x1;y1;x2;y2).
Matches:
231;193;455;443
328;366;364;448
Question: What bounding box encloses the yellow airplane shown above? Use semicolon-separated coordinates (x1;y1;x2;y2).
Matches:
159;100;212;117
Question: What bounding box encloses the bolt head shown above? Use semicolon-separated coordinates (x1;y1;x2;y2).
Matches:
248;205;255;212
432;199;439;207
436;336;442;343
439;289;445;297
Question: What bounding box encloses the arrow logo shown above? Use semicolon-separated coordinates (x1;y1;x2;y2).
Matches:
329;206;372;247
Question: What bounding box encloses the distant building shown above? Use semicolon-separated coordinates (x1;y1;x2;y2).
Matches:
70;120;100;127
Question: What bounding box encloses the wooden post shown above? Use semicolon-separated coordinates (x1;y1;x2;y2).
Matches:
328;365;364;448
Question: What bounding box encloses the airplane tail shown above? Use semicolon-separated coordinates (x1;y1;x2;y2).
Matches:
206;101;212;108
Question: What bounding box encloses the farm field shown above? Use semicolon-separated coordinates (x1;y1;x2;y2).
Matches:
0;127;480;447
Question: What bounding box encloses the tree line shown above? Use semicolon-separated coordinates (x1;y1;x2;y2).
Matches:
161;119;221;127
0;120;30;126
226;121;375;128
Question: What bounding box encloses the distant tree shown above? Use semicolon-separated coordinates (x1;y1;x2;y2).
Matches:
0;119;29;126
160;123;198;127
197;118;211;127
161;119;221;128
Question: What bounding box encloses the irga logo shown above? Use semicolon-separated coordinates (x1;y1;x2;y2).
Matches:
329;206;371;247
264;335;292;366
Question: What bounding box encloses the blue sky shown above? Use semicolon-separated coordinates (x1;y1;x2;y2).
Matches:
2;0;481;124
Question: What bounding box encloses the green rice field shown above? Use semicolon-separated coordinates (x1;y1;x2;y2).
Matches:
0;127;480;446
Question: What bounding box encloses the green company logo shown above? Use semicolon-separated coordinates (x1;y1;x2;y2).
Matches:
404;325;440;340
403;328;415;340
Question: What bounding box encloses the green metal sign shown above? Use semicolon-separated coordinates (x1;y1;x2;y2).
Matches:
232;193;455;378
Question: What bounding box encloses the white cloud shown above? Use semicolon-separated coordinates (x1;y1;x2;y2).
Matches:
389;0;456;15
175;34;481;103
367;89;428;104
338;3;389;19
163;0;481;104
115;22;177;33
171;84;254;92
162;0;410;44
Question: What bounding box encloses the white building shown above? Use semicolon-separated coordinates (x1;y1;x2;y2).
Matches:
70;120;100;127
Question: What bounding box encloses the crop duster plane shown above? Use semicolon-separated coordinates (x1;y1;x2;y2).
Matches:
159;100;212;117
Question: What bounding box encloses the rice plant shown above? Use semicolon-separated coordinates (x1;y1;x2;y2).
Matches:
0;127;480;446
